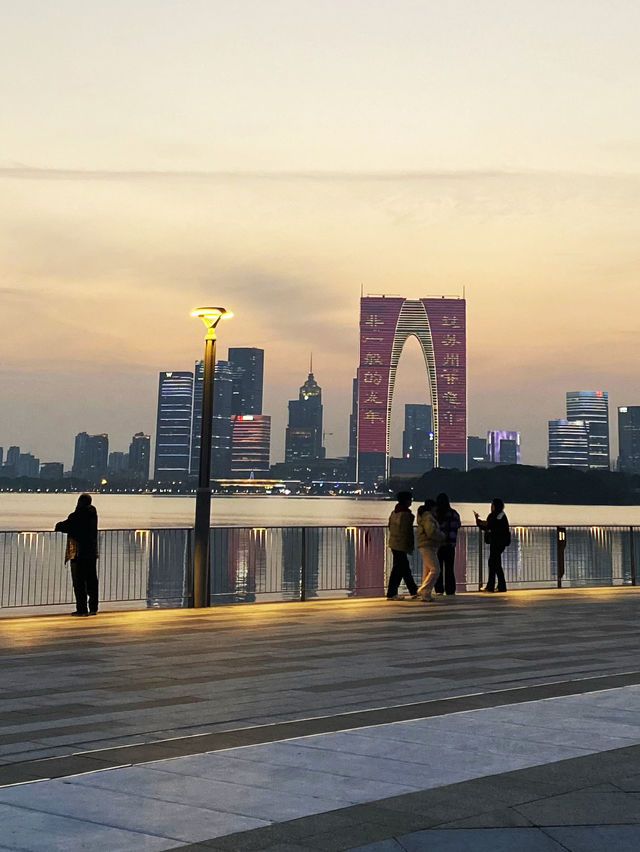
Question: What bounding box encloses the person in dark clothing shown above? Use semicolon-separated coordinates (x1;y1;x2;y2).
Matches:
55;493;99;616
474;497;510;593
386;491;418;600
433;492;461;596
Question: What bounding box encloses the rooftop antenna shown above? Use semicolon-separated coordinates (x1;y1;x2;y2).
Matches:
309;352;313;374
360;282;364;298
463;284;466;299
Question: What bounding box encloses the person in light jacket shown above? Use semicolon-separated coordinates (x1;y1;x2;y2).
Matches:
416;499;446;601
386;491;418;600
474;497;511;593
55;493;99;616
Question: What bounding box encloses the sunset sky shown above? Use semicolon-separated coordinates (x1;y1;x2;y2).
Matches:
2;0;639;467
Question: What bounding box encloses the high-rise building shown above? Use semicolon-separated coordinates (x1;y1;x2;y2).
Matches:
228;348;264;415
618;406;640;474
107;452;129;476
154;371;193;482
40;462;64;480
566;391;609;470
128;432;151;482
17;453;40;477
487;430;521;465
6;446;20;467
0;447;3;467
356;296;466;485
190;360;234;480
348;377;358;459
72;433;108;480
231;414;271;477
467;436;488;469
548;420;589;469
285;368;324;462
402;404;433;466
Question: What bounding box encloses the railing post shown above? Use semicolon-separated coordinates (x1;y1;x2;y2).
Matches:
300;526;307;602
630;526;636;587
478;527;483;591
557;526;566;589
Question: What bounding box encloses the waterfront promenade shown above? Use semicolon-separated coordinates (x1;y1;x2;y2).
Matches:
2;589;640;850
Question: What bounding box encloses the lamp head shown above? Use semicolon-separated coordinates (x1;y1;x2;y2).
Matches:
190;306;232;337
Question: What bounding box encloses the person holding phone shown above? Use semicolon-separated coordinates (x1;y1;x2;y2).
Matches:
474;498;510;593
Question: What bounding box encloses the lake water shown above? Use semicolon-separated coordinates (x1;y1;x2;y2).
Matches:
1;493;639;530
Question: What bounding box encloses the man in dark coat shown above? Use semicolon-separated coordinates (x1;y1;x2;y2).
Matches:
55;493;99;616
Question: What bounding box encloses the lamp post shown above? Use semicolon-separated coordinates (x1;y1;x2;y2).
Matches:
191;306;232;607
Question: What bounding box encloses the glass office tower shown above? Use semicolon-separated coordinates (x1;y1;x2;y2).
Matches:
566;391;609;470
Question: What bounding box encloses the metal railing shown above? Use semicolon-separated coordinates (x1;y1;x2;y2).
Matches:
0;525;638;611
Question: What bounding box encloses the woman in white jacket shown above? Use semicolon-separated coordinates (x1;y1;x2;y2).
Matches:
416;499;446;602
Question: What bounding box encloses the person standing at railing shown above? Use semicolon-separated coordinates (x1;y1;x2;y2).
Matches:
474;498;511;593
386;491;419;601
55;493;99;616
416;499;446;601
434;493;461;596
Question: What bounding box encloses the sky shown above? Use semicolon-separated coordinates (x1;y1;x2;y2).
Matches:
1;0;639;467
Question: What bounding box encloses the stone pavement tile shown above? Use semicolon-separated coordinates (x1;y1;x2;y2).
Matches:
140;752;420;802
346;842;405;852
434;805;536;829
71;764;348;823
545;825;640;852
0;778;268;843
296;822;408;852
395;827;566;851
515;790;640;826
0;801;178;852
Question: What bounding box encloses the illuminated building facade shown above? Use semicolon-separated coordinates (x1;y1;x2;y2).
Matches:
190;359;234;480
566;391;610;470
357;296;466;484
548;420;589;469
618;406;640;474
487;430;521;464
154;371;193;482
231;414;271;477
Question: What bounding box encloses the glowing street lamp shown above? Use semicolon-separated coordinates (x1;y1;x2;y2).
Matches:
191;306;232;607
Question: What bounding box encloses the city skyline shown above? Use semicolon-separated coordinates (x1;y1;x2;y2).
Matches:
1;2;639;467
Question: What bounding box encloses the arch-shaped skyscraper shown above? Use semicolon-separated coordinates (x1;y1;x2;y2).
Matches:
357;296;466;485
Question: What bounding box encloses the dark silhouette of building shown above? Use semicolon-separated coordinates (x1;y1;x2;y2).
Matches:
566;391;609;470
402;404;433;467
285;366;325;462
73;432;108;481
6;446;20;467
190;360;234;480
467;436;488;469
154;371;193;482
228;348;264;415
108;452;129;476
40;462;64;480
129;433;151;482
17;453;40;478
548;420;589;469
618;406;640;474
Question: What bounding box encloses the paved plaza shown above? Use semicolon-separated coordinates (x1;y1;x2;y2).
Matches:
2;588;640;850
